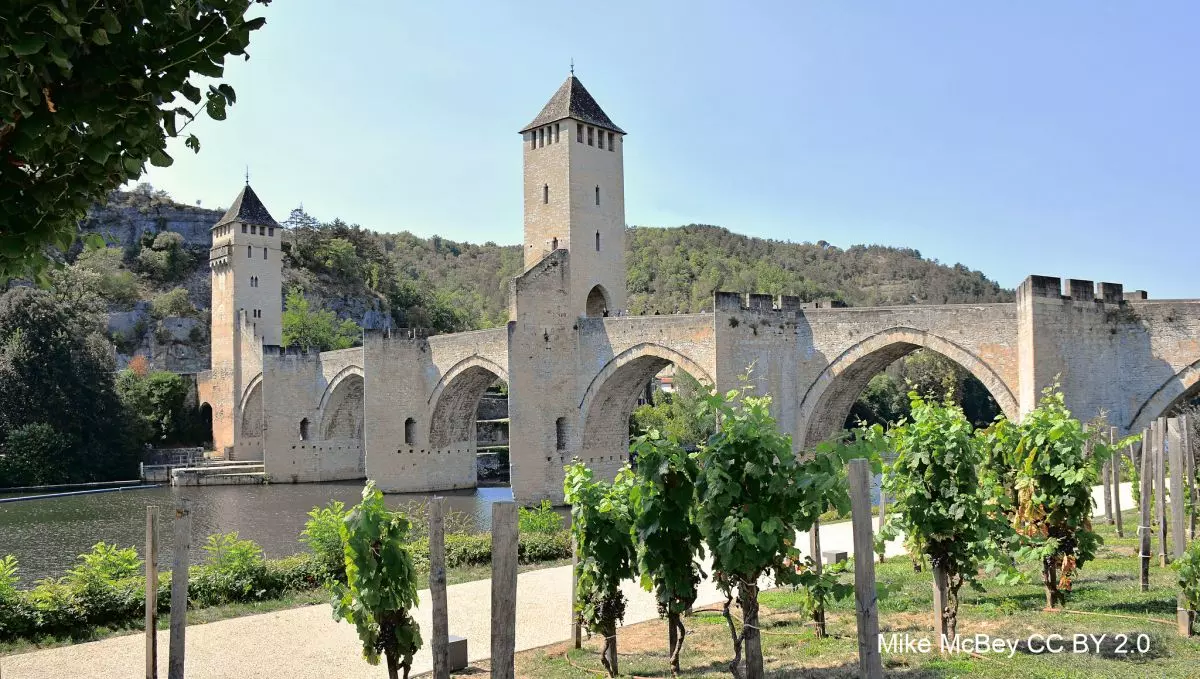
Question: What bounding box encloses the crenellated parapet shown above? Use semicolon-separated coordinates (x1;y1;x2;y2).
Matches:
713;290;848;313
1019;275;1127;305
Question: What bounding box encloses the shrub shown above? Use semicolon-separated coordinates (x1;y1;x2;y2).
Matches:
1174;539;1200;635
519;531;571;563
191;532;268;606
302;501;348;581
0;556;35;639
265;554;327;594
150;287;195;319
136;232;192;282
518;499;563;534
0;422;74;487
65;542;144;628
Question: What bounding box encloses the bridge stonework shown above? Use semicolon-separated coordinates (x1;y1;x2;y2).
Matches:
204;76;1200;505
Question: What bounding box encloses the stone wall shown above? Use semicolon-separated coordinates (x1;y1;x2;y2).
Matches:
261;345;365;483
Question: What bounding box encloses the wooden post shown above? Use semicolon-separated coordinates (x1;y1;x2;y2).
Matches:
1170;420;1192;636
877;480;887;564
1139;434;1152;592
1185;414;1197;540
168;500;190;679
809;517;825;637
145;506;158;679
848;459;883;679
429;498;450;679
490;502;518;679
570;535;581;649
1111;429;1123;538
932;562;951;642
1102;449;1114;525
1158;418;1169;567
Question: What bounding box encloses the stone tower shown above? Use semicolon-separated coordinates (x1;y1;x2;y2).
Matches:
520;74;627;316
207;183;282;457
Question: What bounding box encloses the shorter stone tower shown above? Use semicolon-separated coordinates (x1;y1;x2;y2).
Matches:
207;183;282;457
520;73;627;316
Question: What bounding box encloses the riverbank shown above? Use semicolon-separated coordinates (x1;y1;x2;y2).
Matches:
0;482;521;582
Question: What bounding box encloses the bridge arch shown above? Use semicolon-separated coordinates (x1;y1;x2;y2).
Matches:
238;374;264;438
797;327;1018;448
318;366;365;440
579;343;713;464
1127;358;1200;434
428;355;509;450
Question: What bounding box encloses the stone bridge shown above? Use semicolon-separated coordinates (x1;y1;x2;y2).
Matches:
245;251;1200;504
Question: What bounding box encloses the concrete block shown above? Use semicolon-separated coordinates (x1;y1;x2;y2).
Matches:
448;634;468;671
823;550;848;565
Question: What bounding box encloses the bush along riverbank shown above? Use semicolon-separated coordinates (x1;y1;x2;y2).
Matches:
0;499;570;647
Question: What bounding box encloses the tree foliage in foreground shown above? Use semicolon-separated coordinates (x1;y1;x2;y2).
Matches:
330;482;423;679
693;384;850;679
0;0;270;279
629;429;705;674
564;463;637;677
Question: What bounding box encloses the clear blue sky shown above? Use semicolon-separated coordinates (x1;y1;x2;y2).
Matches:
139;1;1199;298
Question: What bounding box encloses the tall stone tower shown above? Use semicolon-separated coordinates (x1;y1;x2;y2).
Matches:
520;74;627;316
207;183;282;457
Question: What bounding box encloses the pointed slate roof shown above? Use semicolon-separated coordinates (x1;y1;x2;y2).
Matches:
213;184;280;229
520;75;625;135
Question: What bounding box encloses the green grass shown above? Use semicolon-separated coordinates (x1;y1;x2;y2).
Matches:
512;510;1200;678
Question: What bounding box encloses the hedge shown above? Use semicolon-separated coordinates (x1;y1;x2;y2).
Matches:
0;530;571;643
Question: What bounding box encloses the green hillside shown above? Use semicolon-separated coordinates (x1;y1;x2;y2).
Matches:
70;188;1012;338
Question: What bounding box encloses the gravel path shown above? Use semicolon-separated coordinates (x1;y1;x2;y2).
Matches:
0;482;1131;678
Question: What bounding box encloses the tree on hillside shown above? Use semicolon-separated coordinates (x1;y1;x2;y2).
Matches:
282;287;361;351
0;0;270;279
0;287;136;485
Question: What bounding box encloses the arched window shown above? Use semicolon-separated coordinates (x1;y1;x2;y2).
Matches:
551;237;558;251
263;247;268;259
299;418;310;441
555;417;567;451
595;231;601;251
247;245;252;258
543;184;548;204
595;186;600;206
404;417;415;445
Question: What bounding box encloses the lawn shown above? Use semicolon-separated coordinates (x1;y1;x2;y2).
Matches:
498;510;1198;678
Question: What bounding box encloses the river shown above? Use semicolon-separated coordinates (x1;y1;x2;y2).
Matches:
0;482;519;584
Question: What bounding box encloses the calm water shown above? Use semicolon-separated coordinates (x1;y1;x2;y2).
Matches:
0;482;518;584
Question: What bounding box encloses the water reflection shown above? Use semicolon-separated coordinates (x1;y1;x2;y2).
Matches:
0;482;517;583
